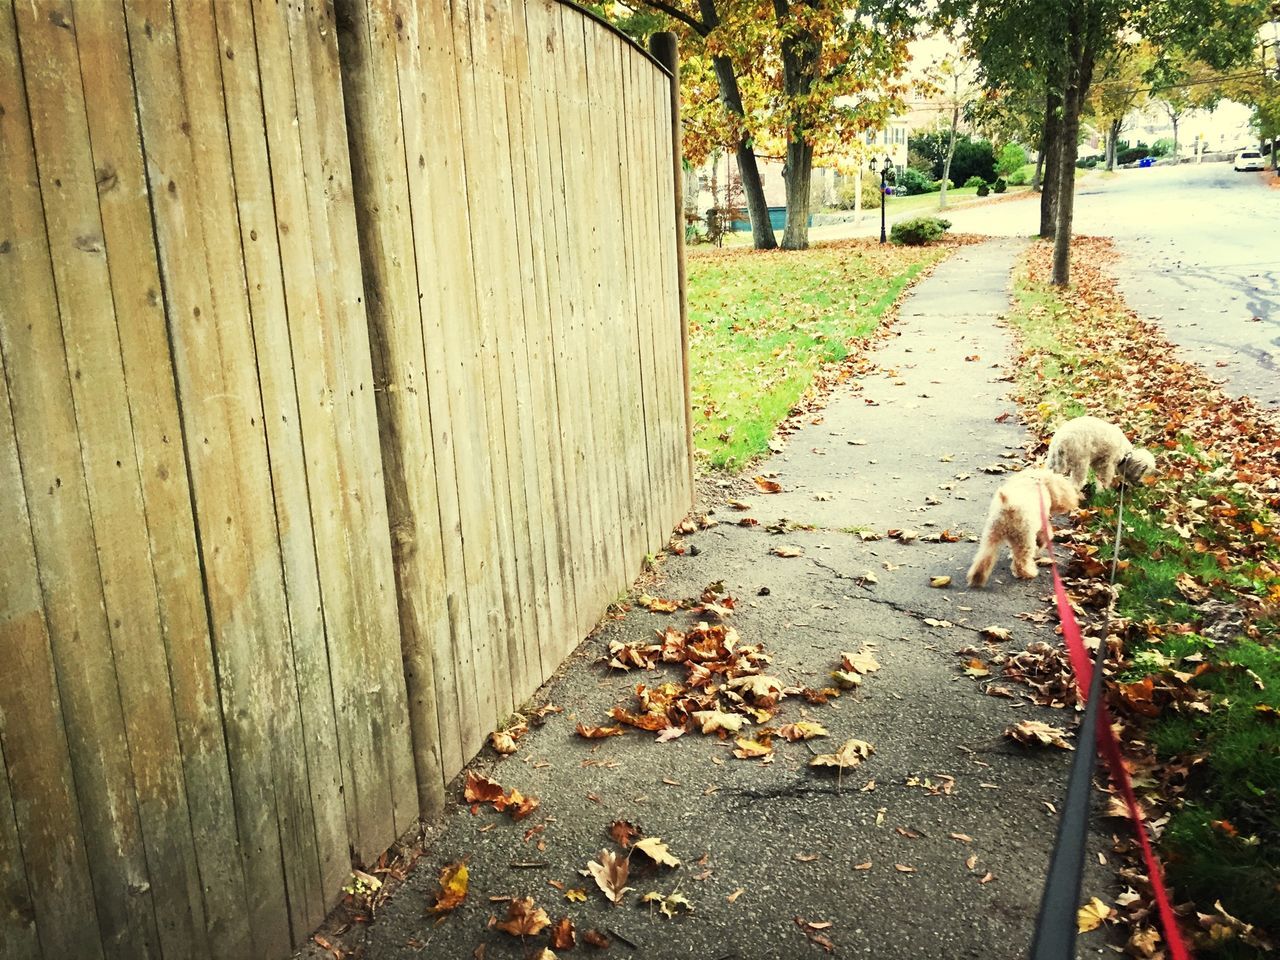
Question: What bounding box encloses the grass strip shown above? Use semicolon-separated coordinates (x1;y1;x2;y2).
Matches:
1005;237;1279;958
686;238;953;470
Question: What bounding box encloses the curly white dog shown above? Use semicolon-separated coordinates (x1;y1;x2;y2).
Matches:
1046;415;1156;490
967;468;1080;588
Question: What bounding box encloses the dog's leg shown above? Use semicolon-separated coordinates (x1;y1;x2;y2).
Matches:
967;529;1000;588
1095;458;1116;489
1009;526;1039;579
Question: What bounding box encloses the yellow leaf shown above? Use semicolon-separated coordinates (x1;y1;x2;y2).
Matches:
632;837;681;868
929;576;951;588
733;737;774;759
1077;897;1111;933
429;861;469;913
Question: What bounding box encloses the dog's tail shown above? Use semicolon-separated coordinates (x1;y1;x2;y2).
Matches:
966;502;1004;588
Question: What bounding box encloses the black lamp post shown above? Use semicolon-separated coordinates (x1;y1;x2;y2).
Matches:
871;154;894;243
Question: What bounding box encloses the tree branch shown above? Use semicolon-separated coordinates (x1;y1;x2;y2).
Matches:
638;0;708;36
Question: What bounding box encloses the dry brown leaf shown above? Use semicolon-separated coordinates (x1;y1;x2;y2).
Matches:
980;626;1012;642
495;897;551;937
582;929;611;948
840;648;881;675
894;863;916;873
575;722;625;739
585;849;633;905
753;476;783;493
550;916;575;950
1005;719;1073;750
464;772;505;805
771;545;804;557
489;731;518;755
609;820;639;849
691;709;746;735
809;739;874;771
727;888;745;903
778;721;828;741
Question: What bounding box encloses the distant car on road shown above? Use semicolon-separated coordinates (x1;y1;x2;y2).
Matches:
1233;149;1267;172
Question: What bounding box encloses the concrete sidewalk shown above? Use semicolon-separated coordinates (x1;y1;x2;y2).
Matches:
299;240;1115;960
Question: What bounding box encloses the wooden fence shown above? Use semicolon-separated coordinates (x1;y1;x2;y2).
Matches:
0;0;690;957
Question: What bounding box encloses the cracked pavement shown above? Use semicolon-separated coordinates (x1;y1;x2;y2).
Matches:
298;240;1117;960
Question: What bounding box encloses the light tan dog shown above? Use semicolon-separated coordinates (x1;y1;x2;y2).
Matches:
1046;415;1156;490
967;468;1080;588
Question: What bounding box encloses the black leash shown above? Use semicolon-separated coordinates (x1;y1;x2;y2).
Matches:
1029;485;1126;960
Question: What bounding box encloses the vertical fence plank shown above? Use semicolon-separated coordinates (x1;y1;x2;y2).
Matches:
0;347;102;960
210;0;357;899
412;0;499;769
453;0;524;727
283;0;418;844
69;3;255;953
620;48;662;558
501;0;576;674
489;0;556;695
0;739;38;960
556;5;613;618
0;4;161;956
123;0;301;950
334;0;450;816
14;4;217;954
524;0;590;648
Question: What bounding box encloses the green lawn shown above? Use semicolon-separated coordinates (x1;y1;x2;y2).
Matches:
687;239;950;469
1005;239;1280;955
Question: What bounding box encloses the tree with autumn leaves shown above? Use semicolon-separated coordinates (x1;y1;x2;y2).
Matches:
596;0;915;250
947;0;1270;286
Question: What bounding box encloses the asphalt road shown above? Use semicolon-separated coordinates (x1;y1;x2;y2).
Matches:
941;163;1280;407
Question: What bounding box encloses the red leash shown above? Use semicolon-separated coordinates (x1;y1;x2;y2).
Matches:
1038;487;1191;960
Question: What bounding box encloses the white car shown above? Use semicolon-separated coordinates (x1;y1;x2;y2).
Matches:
1234;149;1267;171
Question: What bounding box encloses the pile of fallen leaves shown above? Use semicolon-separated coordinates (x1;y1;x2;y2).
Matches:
576;583;879;764
1005;237;1280;957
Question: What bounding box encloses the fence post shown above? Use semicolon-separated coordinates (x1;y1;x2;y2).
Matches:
647;32;694;500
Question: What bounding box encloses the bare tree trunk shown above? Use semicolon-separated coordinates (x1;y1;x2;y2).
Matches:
1052;15;1096;287
1051;94;1081;285
1032;145;1044;190
774;0;819;250
709;54;777;249
940;104;959;209
1040;88;1062;239
1105;119;1120;171
1171;115;1179;160
781;138;814;249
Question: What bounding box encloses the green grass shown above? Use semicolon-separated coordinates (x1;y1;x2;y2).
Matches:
687;240;949;469
1005;248;1280;953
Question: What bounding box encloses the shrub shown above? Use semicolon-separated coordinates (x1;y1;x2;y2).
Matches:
893;167;933;196
931;178;954;192
996;143;1028;177
976;183;990;197
1117;145;1149;165
833;175;882;211
963;174;986;188
907;131;997;184
993;178;1007;194
889;215;951;246
1007;167;1029;186
1152;137;1176;157
1075;155;1101;169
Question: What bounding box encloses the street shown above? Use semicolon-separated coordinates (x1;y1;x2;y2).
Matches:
940;163;1280;407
